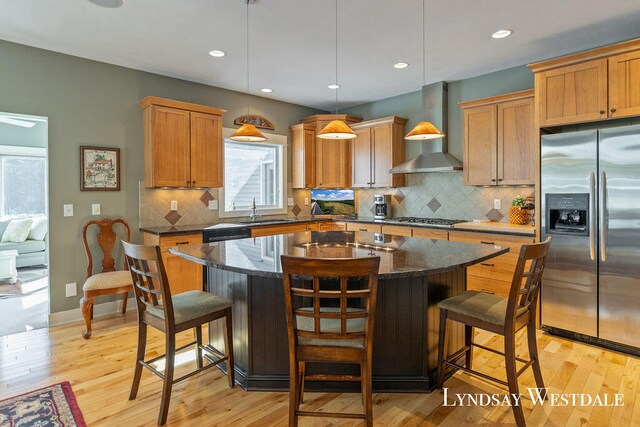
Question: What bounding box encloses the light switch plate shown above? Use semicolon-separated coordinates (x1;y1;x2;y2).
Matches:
65;282;77;297
208;200;218;210
63;204;74;217
92;204;101;215
170;200;178;211
304;198;309;206
494;199;502;210
287;198;294;207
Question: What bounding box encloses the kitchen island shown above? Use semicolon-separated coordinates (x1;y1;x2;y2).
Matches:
169;230;508;392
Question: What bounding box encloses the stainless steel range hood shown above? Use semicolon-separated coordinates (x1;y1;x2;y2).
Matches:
389;82;463;174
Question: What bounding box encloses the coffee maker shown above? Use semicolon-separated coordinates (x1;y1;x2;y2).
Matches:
374;195;391;220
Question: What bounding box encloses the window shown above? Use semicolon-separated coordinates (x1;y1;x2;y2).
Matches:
0;147;47;217
220;129;287;217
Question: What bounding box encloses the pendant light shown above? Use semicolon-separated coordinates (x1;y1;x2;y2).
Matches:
318;0;357;140
230;0;267;142
404;0;445;140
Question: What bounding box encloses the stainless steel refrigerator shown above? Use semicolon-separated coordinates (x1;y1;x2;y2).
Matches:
541;125;640;350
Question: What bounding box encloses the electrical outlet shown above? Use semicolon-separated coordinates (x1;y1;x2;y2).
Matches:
65;282;77;297
304;198;309;206
208;200;218;210
494;199;502;210
287;198;294;207
92;204;101;215
63;204;74;217
170;200;178;211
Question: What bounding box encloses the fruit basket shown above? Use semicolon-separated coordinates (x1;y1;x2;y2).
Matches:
509;195;533;225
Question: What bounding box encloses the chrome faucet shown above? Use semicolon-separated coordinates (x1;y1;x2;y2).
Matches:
249;196;261;221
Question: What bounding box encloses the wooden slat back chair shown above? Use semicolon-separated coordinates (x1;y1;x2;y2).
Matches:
281;255;380;427
80;217;132;339
122;241;235;426
437;237;552;427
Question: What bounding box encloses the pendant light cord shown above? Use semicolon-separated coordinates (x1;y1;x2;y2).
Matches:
335;0;338;116
422;0;426;87
246;0;250;115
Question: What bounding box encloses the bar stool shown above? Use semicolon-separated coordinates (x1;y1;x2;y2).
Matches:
437;237;551;427
281;255;380;427
123;241;235;426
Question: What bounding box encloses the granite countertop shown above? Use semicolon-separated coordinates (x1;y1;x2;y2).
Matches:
168;230;509;280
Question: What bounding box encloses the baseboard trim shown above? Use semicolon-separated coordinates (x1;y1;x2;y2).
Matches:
48;297;135;326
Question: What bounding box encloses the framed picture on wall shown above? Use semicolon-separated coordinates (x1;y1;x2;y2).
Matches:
80;146;120;191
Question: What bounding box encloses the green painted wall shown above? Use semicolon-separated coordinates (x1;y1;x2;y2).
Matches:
0;40;321;314
343;65;534;160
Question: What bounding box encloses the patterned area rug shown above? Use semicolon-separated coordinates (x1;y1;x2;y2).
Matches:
0;382;86;426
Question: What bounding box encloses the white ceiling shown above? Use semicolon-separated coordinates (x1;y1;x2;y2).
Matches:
1;0;640;110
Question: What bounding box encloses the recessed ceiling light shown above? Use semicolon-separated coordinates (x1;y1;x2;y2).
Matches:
260;88;273;93
394;62;409;69
492;29;513;39
88;0;123;8
209;50;226;57
328;84;341;89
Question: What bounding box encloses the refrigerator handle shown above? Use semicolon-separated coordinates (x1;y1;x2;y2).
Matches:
589;172;596;261
600;171;607;262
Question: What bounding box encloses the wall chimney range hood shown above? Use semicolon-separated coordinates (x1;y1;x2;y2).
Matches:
390;82;463;174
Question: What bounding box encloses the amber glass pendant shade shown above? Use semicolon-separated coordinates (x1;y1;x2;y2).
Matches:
404;121;445;140
229;123;267;142
317;119;357;139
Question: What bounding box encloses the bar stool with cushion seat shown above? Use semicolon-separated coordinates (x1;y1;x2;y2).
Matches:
80;217;133;339
281;255;380;427
437;237;551;427
123;241;235;426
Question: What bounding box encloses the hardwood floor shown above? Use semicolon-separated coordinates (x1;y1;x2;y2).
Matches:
1;312;640;426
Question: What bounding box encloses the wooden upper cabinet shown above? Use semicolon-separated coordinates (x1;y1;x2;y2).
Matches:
140;96;224;188
498;97;535;185
461;90;535;186
352;127;372;187
536;59;608;127
609;50;640;118
290;124;316;188
190;112;223;188
291;114;362;189
463;104;497;185
529;38;640;126
350;116;407;188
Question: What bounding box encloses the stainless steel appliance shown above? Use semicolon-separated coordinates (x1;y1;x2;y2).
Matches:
392;217;466;228
541;125;640;351
374;195;391;220
203;224;252;243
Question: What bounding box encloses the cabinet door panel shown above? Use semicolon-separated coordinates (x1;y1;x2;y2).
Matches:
463;105;497;186
316;137;351;188
538;59;608;126
190;112;223;187
609;50;640;119
151;106;190;187
352;128;372;188
372;123;393;188
498;97;535;185
163;253;203;295
291;125;316;188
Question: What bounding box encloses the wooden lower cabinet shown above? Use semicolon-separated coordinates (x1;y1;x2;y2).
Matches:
448;230;535;298
306;222;320;231
142;232;203;295
346;222;382;233
319;221;346;231
251;223;309;237
381;225;412;237
411;227;449;240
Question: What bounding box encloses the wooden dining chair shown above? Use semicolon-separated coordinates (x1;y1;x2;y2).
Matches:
122;241;235;426
80;217;132;339
281;255;380;427
437;237;552;427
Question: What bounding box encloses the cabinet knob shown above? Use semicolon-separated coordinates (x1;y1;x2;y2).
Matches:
192;181;196;185
610;108;617;113
491;178;496;182
498;178;503;182
599;110;605;114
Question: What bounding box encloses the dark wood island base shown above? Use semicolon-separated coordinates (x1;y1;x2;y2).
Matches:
169;231;508;393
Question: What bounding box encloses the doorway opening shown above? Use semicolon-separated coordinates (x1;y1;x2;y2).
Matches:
0;112;49;337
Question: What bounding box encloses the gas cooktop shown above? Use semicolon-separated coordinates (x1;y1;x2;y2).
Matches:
389;217;466;228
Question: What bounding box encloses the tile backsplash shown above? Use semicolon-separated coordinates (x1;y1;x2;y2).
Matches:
139;172;533;228
354;172;534;222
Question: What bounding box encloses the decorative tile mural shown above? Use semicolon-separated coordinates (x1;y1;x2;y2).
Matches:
354;172;534;222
